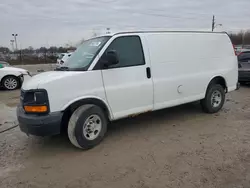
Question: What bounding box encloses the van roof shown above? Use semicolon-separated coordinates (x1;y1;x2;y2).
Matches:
110;30;227;35
102;29;227;37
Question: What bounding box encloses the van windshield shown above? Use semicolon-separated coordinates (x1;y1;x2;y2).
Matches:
60;36;110;71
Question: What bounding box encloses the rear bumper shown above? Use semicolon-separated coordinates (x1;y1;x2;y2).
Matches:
17;105;63;137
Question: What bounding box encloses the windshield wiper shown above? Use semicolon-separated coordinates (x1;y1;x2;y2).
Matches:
54;65;89;71
55;66;70;71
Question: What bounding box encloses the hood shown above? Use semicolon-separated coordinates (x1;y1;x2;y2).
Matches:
22;71;81;90
2;66;27;72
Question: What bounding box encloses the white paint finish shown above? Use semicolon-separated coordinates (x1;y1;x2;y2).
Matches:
22;71;78;90
22;74;32;84
99;34;154;119
22;71;111;117
36;71;110;115
144;32;237;110
21;31;238;122
101;66;153;119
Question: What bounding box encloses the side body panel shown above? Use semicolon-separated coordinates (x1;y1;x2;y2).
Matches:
36;71;112;118
23;31;237;122
144;32;237;110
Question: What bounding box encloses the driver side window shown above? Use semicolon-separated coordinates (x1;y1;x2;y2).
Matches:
103;36;145;69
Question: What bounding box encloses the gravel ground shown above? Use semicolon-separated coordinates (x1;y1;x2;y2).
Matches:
16;64;56;75
0;86;250;188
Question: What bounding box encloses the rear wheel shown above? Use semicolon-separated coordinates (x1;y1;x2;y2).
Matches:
2;76;20;90
67;104;108;150
201;84;225;113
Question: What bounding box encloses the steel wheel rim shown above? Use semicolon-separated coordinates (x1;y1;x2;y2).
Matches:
83;114;102;140
211;90;222;108
4;77;17;90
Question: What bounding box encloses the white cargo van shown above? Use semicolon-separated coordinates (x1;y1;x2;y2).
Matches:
17;31;238;149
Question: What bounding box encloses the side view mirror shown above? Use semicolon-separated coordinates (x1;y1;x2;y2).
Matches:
102;50;119;67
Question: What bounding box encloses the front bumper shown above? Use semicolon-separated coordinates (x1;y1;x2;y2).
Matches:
17;105;63;137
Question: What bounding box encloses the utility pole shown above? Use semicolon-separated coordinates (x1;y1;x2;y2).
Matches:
242;31;246;48
12;33;18;51
212;15;215;32
212;15;222;32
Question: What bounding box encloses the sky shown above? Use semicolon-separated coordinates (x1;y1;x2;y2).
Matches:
0;0;249;48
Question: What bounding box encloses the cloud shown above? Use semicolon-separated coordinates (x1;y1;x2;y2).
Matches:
0;0;249;48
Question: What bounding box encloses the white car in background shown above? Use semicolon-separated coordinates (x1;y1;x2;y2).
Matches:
56;53;73;67
0;61;31;90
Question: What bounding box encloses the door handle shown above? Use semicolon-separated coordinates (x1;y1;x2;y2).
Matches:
146;67;151;79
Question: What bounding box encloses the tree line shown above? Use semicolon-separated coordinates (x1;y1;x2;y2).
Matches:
0;30;250;54
1;30;250;56
0;46;77;65
227;30;250;46
0;46;76;54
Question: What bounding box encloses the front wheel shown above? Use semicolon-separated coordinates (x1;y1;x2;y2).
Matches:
2;76;20;90
67;104;108;150
201;84;225;113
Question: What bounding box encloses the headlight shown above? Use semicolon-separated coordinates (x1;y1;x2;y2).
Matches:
34;91;47;103
22;90;49;113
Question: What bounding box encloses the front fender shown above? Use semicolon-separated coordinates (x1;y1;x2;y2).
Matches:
62;96;114;120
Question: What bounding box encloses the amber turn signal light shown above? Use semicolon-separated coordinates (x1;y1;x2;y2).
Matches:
24;105;48;113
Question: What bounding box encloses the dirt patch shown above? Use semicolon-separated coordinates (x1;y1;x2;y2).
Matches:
1;87;250;188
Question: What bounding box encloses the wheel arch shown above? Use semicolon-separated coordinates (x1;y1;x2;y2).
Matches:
60;97;113;132
207;76;227;93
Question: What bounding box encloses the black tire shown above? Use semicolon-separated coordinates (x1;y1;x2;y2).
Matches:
201;84;225;113
67;104;108;150
2;76;20;90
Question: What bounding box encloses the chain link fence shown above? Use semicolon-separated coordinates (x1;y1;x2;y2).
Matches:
0;51;58;73
0;51;57;65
